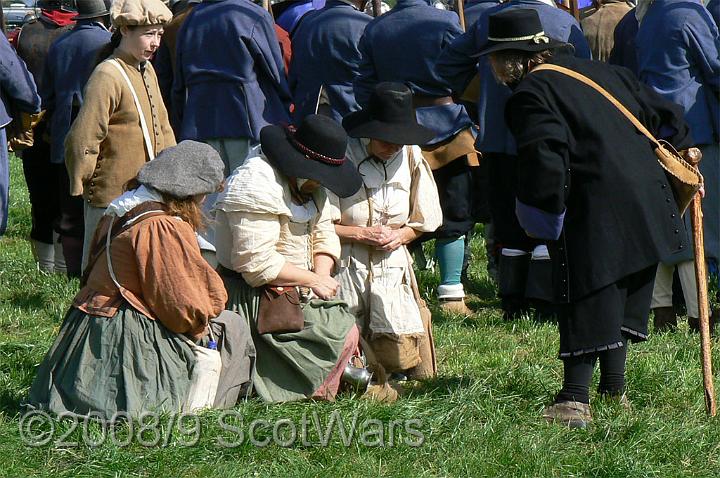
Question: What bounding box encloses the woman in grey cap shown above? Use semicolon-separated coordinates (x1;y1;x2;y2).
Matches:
27;141;254;420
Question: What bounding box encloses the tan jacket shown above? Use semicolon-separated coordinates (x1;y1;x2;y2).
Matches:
74;213;227;337
65;51;176;207
582;1;633;62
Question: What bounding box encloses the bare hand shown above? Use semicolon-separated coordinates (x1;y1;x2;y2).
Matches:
310;273;340;300
359;225;390;247
379;228;405;251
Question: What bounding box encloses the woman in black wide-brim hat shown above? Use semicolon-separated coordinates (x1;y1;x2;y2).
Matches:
331;82;443;379
212;114;366;402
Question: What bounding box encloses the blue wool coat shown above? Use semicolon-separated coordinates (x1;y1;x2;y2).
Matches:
607;8;639;76
289;0;371;123
637;0;720;145
172;0;291;142
436;0;591;154
42;21;111;164
0;33;41;129
354;0;474;144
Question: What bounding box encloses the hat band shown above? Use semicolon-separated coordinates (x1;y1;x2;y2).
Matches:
487;31;550;44
286;127;345;166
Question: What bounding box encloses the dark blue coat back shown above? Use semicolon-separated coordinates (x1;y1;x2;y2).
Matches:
289;0;371;123
436;0;591;154
42;21;111;164
354;0;474;144
173;0;292;142
354;0;464;104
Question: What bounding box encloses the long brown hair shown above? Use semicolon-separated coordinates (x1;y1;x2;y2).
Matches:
160;193;207;232
122;178;208;231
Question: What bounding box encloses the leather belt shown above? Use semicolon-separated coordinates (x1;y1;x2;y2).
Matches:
412;95;455;108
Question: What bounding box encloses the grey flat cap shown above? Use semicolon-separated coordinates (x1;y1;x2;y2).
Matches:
137;140;224;198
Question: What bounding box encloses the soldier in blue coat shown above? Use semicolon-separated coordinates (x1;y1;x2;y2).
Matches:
436;0;591;320
636;0;720;331
0;36;41;239
172;0;292;174
289;0;371;123
41;0;111;277
353;0;480;315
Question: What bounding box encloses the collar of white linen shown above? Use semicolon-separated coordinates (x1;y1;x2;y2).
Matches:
104;184;164;217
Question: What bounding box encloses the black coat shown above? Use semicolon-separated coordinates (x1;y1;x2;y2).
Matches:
506;54;692;303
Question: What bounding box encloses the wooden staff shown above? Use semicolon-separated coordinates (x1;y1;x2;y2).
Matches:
263;0;273;19
372;0;381;17
686;147;716;417
456;0;466;32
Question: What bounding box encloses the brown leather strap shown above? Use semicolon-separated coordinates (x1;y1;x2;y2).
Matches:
531;64;661;148
81;202;168;286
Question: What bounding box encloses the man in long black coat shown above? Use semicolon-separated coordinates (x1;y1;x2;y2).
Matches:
478;9;693;427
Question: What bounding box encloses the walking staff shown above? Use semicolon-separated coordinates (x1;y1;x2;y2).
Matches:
687;148;717;416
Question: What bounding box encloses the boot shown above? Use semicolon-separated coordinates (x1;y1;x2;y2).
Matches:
653;306;677;333
53;232;67;275
31;239;55;273
438;283;472;316
542;400;592;428
439;298;473;316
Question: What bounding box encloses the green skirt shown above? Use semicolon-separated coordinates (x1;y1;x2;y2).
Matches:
28;305;195;420
222;274;355;403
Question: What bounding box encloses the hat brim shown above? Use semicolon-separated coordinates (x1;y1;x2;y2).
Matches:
342;109;436;146
260;125;363;198
472;38;570;58
72;11;110;20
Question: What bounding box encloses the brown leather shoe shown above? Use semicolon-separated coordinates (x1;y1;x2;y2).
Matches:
439;298;473;316
542;400;592;428
653;306;678;332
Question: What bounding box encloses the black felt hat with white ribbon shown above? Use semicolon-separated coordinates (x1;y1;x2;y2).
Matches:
473;9;570;57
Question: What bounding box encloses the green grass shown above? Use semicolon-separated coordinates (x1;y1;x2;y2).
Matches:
1;153;720;477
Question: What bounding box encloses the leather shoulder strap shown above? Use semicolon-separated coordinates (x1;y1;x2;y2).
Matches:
81;202;168;286
531;64;661;148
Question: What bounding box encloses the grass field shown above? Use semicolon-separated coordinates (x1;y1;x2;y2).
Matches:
1;153;720;477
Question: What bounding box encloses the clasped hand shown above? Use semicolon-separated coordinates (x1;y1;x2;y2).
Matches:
360;225;405;251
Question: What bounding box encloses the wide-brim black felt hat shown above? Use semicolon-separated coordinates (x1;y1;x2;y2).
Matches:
473;8;570;57
73;0;110;20
260;114;362;198
343;82;436;146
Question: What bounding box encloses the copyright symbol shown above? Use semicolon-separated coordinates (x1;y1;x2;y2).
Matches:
18;410;55;446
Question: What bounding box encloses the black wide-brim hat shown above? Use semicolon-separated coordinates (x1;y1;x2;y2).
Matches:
473;8;571;57
260;114;362;198
343;82;435;146
72;0;110;20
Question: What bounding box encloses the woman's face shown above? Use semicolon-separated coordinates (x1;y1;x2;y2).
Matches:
369;139;403;161
120;25;164;63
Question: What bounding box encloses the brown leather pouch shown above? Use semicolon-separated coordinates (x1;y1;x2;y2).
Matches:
257;285;304;335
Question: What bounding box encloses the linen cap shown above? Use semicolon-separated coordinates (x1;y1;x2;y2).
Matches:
111;0;172;28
